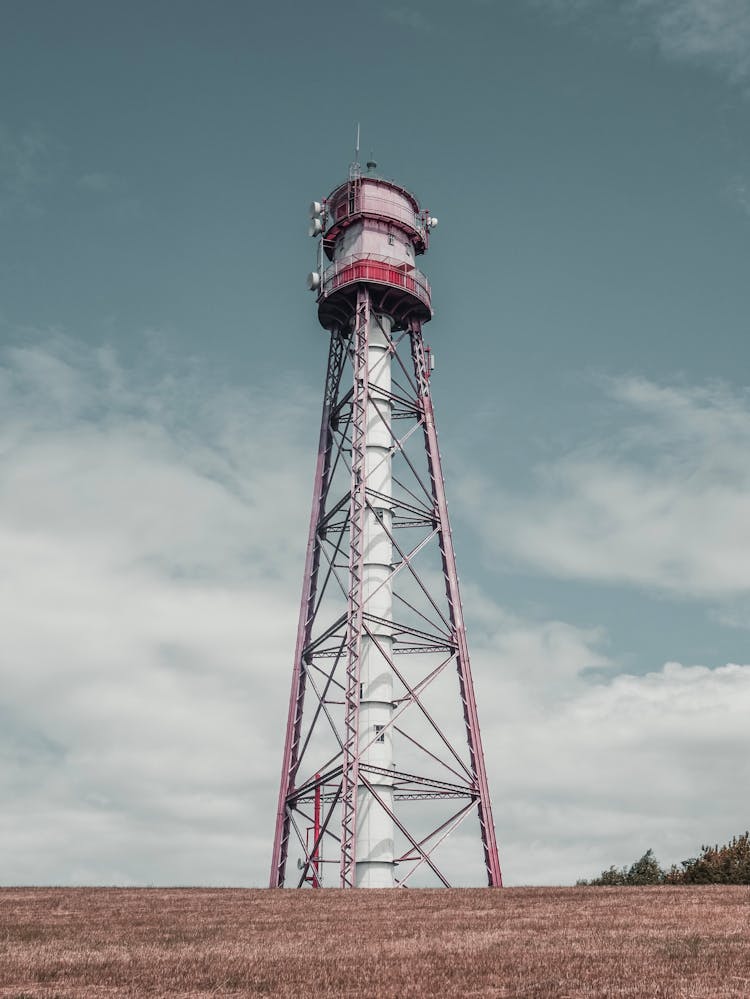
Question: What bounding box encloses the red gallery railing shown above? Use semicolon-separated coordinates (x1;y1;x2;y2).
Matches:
320;254;432;311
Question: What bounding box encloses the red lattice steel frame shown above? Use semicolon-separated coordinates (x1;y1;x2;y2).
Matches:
269;332;347;889
270;289;502;889
409;319;502;886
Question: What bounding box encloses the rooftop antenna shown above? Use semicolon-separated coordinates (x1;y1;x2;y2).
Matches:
350;123;362;179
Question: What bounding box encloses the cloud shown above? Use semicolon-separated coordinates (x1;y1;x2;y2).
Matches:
726;174;750;217
0;332;316;885
0;123;53;217
76;170;142;220
463;593;750;884
0;126;135;220
78;172;120;193
634;0;750;84
381;5;432;31
2;337;748;887
528;0;750;87
459;376;750;601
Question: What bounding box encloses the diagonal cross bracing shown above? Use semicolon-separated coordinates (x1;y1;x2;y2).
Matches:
270;295;502;888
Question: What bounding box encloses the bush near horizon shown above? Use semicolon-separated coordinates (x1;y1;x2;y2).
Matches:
579;831;750;885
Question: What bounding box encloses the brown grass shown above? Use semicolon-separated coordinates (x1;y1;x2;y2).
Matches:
1;886;749;998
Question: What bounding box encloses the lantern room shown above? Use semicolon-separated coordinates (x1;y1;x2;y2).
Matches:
309;174;438;332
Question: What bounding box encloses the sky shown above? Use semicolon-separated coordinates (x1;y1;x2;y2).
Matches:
2;0;750;887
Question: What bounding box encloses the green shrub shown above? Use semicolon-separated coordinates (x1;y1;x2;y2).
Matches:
580;833;750;886
579;849;665;886
677;832;750;885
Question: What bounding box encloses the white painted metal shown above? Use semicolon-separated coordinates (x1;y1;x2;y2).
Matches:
355;309;395;888
336;220;414;265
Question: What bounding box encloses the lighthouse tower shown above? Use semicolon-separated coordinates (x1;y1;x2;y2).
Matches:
270;154;502;889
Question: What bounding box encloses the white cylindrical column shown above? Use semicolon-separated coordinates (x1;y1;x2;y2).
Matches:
355;311;395;888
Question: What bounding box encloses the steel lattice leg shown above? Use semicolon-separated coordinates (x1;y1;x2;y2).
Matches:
270;330;346;888
410;320;503;887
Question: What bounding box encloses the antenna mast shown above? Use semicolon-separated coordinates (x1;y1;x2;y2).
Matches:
350;123;362;179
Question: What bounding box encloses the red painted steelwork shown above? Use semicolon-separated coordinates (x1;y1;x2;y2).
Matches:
269;335;346;889
304;773;322;888
410;319;502;887
317;255;431;332
322;257;431;312
323;176;428;257
269;168;502;889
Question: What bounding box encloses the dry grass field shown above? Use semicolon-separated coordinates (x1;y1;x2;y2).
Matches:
1;886;749;998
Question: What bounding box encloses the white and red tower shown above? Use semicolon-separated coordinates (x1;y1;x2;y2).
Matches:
270;155;502;888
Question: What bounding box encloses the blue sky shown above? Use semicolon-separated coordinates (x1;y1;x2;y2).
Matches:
2;0;750;886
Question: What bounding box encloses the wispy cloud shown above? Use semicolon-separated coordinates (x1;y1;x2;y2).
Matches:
76;170;142;219
458;375;750;602
382;5;432;32
1;125;137;220
635;0;750;83
0;124;54;217
726;174;750;216
529;0;750;86
78;171;120;193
